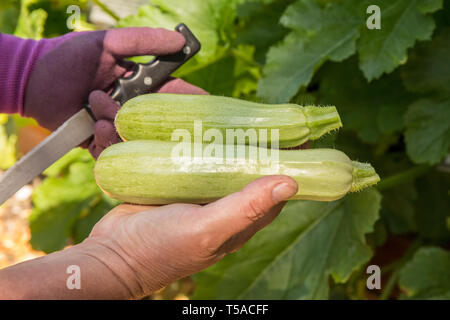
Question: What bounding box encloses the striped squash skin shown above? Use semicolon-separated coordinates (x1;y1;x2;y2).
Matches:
115;94;342;148
95;140;379;205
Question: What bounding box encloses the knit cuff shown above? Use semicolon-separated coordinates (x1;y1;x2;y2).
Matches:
0;32;83;115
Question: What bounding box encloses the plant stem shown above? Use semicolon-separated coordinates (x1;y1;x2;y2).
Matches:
92;0;120;22
379;270;400;300
376;165;431;191
379;239;422;300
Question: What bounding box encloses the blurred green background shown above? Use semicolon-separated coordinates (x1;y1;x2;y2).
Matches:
0;0;449;300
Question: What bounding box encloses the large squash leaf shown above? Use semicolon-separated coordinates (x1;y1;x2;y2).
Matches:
404;98;450;165
316;58;415;144
29;149;119;253
401;28;450;96
193;189;381;299
257;0;443;103
257;0;363;103
399;247;450;299
358;0;443;81
401;28;450;165
118;0;239;75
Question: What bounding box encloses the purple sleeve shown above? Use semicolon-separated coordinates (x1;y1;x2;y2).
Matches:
0;32;82;115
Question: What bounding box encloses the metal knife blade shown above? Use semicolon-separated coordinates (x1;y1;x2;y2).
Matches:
0;109;95;205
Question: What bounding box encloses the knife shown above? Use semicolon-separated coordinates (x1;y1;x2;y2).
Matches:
0;23;200;206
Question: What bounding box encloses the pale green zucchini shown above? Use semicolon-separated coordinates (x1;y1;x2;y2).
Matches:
94;140;380;205
115;94;342;148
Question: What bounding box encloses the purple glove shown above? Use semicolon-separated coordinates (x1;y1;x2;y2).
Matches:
23;28;207;158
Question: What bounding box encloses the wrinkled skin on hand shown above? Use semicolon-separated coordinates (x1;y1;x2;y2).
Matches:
82;175;298;298
24;28;206;158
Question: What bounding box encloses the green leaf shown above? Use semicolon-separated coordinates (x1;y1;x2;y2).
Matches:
404;98;450;164
358;0;443;81
118;1;262;97
257;0;362;103
44;147;93;178
316;58;414;143
0;115;17;169
14;0;48;39
118;0;238;76
370;219;388;247
0;0;20;34
29;160;99;252
401;28;450;165
183;45;259;97
193;189;381;299
401;28;450;96
399;247;450;299
183;56;236;96
73;194;119;244
27;0;88;37
236;0;294;64
376;153;420;235
380;182;418;234
414;171;450;242
435;0;450;28
29;149;116;253
308;130;338;149
333;131;374;163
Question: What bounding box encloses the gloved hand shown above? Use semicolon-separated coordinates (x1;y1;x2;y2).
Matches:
87;75;206;158
82;175;298;298
23;28;207;158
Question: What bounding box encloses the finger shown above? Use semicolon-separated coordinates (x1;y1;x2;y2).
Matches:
104;27;186;58
79;137;93;149
156;78;209;95
88;141;102;160
94;120;121;148
90;204;157;238
215;201;287;255
89;90;120;121
198;175;298;244
88;120;121;159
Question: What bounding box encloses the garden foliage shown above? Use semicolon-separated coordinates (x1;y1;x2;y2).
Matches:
0;0;449;299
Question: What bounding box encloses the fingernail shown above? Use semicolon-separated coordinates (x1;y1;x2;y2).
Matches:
272;182;298;202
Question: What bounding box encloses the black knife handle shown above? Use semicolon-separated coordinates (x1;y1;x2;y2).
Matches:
110;23;201;105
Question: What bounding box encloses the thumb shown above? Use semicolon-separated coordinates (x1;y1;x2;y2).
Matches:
104;27;186;58
198;176;298;247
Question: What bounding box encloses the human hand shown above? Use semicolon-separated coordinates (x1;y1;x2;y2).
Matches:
23;28;206;158
82;175;298;299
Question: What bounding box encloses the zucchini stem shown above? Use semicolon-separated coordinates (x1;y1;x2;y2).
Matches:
303;106;343;140
351;161;380;192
